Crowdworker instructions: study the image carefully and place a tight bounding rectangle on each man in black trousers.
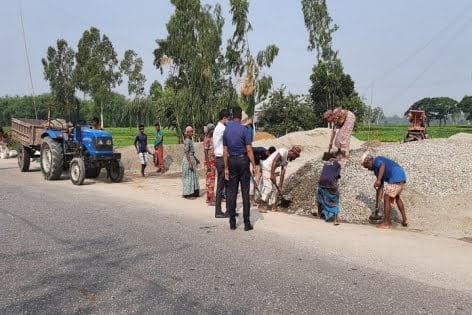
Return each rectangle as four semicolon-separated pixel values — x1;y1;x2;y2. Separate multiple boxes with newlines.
223;106;256;231
213;109;229;218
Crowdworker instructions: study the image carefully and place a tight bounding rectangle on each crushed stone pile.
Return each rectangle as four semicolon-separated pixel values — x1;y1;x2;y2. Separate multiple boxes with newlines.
284;135;472;223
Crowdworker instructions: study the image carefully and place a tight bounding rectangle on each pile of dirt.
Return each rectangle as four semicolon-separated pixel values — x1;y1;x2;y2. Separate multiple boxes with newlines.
254;131;276;141
284;135;472;237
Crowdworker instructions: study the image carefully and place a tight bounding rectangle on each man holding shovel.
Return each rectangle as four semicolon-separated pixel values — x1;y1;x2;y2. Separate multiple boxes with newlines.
361;153;409;229
257;147;301;212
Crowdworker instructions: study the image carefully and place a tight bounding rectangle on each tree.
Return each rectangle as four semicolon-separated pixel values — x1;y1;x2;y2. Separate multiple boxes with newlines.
406;97;458;126
41;39;76;120
120;49;148;126
149;80;163;102
302;0;364;127
365;106;385;124
226;0;279;118
459;96;472;122
154;0;236;140
74;27;122;127
258;88;317;137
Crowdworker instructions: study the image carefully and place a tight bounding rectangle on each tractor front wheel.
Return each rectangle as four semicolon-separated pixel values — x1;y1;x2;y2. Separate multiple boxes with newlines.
18;145;31;172
40;137;63;180
107;160;124;183
70;158;86;185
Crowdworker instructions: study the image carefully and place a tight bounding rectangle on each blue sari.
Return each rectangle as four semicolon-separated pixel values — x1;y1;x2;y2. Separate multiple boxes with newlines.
317;186;340;221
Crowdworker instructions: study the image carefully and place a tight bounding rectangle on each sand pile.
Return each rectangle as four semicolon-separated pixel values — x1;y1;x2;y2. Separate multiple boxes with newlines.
284;135;472;225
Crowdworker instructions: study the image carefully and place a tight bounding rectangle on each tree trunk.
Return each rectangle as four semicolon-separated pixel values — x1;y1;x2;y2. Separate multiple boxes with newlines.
100;103;104;129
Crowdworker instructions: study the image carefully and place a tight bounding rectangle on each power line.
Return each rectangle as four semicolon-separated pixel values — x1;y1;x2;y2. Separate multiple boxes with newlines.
18;0;38;119
362;2;472;95
386;18;472;109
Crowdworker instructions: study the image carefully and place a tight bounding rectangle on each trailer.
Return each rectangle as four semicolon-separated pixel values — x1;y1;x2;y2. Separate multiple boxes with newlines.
11;118;52;171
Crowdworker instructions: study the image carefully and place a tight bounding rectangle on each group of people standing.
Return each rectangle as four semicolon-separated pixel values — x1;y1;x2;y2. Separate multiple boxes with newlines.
134;123;165;177
182;106;301;231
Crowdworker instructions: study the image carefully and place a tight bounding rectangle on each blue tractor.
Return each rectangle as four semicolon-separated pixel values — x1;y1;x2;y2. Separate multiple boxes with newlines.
40;122;124;185
12;117;124;185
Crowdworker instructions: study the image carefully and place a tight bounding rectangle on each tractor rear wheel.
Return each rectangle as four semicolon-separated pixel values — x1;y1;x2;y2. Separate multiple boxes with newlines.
40;137;63;180
85;167;101;178
107;160;124;183
70;158;86;185
18;145;31;172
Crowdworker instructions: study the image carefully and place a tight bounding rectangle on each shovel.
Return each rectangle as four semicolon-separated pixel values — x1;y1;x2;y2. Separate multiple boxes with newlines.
274;183;292;207
369;187;383;224
322;144;333;161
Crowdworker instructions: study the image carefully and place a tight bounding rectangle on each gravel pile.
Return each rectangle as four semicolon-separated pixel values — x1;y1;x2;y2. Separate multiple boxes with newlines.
284;136;472;223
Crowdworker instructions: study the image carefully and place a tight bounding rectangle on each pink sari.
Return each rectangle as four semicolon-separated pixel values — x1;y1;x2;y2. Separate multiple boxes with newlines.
334;110;356;149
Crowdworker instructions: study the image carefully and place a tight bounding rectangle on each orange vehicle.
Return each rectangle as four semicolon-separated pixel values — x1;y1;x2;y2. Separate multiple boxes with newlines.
404;110;427;142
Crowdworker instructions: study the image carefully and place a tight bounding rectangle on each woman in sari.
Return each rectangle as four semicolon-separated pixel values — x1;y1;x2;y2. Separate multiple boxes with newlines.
316;152;342;225
182;126;200;199
203;123;216;205
324;107;356;158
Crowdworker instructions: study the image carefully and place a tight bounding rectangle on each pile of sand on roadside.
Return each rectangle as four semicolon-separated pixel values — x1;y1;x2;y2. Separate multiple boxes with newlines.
284;133;472;238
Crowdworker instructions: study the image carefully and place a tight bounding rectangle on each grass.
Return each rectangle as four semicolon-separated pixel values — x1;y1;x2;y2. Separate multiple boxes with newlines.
106;127;179;147
353;124;472;142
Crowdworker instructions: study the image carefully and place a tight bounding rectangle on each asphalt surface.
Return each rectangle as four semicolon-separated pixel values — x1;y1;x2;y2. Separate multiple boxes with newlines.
0;163;471;314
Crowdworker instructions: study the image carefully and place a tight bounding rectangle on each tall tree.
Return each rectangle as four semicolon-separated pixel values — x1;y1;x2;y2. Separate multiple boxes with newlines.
302;0;365;126
120;49;147;126
74;27;121;127
154;0;233;139
41;39;76;120
226;0;279;118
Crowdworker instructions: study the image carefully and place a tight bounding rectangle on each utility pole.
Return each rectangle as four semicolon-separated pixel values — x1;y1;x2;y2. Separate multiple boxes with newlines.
18;0;38;119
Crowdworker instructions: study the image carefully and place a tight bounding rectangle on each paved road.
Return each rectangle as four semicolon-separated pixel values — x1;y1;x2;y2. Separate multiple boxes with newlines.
0;162;471;314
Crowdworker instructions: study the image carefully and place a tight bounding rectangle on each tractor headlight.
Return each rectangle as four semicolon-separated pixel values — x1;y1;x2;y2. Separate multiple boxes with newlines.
97;139;104;145
106;139;112;146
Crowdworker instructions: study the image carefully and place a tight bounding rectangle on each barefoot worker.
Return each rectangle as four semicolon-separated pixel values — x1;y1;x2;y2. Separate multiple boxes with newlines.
316;152;343;225
257;147;301;212
250;146;276;204
324;107;356;158
361;153;408;229
182;126;200;200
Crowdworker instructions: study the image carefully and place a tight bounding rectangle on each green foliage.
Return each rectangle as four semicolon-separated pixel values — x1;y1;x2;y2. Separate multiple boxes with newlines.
41;39;76;120
364;106;386;124
458;96;472;121
302;0;366;127
75;27;122;126
149;80;163;101
354;125;472;142
0;94;55;126
301;0;338;61
226;0;279;117
154;0;237;140
258;88;317;137
406;97;458;126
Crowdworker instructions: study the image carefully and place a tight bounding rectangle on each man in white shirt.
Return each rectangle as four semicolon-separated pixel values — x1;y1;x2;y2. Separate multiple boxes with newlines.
213;109;229;218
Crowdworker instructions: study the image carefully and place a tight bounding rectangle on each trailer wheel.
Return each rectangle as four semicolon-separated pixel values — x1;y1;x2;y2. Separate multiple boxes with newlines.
40;137;63;180
70;158;85;185
85;167;101;178
18;145;31;172
107;160;124;183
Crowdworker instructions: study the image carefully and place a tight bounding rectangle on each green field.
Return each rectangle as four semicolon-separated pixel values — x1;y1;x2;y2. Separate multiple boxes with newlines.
4;125;472;147
353;125;472;142
107;127;179;147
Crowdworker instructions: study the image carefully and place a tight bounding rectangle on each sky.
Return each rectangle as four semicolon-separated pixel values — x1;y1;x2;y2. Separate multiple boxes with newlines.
1;0;472;116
